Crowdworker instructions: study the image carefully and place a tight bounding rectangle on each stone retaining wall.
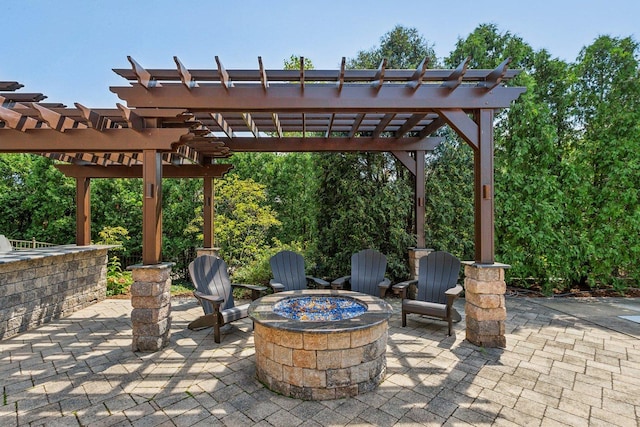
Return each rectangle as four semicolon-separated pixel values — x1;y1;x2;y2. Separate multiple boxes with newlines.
0;245;109;340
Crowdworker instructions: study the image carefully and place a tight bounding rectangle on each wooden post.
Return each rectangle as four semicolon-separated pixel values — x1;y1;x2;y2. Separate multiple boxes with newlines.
203;177;214;248
415;150;426;248
142;149;163;265
76;177;91;246
474;109;495;264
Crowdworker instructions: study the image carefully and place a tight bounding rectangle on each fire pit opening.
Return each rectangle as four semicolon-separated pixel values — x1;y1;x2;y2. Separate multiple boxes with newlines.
273;295;367;321
248;289;393;400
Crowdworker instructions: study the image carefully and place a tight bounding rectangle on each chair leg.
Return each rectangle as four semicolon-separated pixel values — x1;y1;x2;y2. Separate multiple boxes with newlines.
213;312;223;344
402;310;407;327
447;316;452;336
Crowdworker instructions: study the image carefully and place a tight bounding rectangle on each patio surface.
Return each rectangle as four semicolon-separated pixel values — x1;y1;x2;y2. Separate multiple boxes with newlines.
1;295;639;426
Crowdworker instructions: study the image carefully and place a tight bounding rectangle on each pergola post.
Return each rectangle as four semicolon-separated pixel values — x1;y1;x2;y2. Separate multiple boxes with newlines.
474;109;495;264
142;149;163;265
197;176;220;258
203;177;214;248
75;177;91;246
130;149;172;352
464;108;508;348
415;150;426;248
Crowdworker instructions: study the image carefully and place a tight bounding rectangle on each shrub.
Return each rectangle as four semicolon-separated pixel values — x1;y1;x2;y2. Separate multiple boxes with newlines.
106;256;133;296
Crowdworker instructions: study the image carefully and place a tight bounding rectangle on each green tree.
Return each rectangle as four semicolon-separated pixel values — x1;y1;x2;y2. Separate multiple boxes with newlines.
283;55;315;70
0;154;37;238
229;152;319;247
212;174;281;273
314;25;438;281
349;25;439;68
92;178;143;255
21;157;76;244
447;24;574;290
423;135;475;259
569;35;640;288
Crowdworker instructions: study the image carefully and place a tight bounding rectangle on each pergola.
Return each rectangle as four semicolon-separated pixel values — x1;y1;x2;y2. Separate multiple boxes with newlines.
1;56;526;349
0;56;525;266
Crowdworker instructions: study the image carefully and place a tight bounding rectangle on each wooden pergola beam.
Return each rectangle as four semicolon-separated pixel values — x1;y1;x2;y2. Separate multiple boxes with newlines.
111;84;526;111
372;113;395;138
32;104;88;132
0;128;188;152
56;164;233;178
395;113;428;139
221;137;441;152
112;68;520;83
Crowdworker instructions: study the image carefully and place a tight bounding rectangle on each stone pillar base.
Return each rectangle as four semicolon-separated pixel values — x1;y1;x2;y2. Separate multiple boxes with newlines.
128;263;174;352
407;248;433;280
196;247;221;258
462;262;509;348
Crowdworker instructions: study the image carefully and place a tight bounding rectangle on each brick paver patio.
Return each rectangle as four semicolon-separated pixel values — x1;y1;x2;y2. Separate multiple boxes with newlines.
1;295;639;426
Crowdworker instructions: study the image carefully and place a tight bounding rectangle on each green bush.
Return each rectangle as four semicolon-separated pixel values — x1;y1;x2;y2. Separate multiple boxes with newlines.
231;241;307;286
106;256;133;296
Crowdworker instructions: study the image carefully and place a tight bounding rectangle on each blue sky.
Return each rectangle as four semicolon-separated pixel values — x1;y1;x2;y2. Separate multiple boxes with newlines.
3;0;638;107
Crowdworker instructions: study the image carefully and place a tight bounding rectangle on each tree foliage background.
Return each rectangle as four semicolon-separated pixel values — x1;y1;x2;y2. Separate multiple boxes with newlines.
1;25;638;293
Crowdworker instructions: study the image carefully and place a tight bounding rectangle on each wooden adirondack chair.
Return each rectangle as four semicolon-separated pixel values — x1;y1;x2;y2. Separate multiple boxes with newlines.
331;249;391;298
268;250;329;292
188;255;266;343
393;251;463;336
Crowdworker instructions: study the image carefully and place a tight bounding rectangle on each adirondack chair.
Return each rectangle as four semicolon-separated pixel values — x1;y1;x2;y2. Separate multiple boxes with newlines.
188;255;266;343
269;250;329;292
331;249;391;298
393;251;463;336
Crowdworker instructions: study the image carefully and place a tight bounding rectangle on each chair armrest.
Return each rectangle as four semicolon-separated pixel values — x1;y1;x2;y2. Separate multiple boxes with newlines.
445;285;463;305
232;283;268;300
269;280;286;293
331;275;350;288
393;280;417;299
331;275;350;290
307;276;330;288
194;291;224;311
378;278;391;289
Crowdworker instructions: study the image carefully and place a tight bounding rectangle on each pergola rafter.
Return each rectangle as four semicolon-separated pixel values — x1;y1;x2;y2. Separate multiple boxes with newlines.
0;56;525;265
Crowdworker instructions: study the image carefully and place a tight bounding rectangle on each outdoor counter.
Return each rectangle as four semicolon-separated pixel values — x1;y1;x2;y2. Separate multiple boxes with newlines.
0;245;111;339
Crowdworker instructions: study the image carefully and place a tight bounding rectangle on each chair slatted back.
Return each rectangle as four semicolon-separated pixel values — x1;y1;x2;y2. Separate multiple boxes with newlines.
270;250;308;291
188;255;234;314
350;249;387;296
417;251;461;304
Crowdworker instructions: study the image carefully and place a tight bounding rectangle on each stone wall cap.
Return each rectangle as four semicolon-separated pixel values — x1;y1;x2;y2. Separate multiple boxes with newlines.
127;262;176;270
462;261;511;269
0;244;113;264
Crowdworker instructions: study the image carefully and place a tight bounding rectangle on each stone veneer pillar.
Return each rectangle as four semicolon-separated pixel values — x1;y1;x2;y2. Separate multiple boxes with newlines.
407;248;433;280
195;247;220;258
463;261;509;348
128;262;174;352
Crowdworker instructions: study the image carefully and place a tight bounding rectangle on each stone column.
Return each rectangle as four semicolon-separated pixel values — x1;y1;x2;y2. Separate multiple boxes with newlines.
463;262;509;348
407;248;433;280
196;247;221;258
129;263;174;352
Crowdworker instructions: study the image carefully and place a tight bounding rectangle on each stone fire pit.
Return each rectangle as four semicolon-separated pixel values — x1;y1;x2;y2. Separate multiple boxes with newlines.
248;289;393;400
